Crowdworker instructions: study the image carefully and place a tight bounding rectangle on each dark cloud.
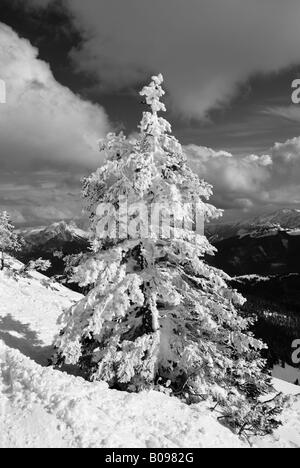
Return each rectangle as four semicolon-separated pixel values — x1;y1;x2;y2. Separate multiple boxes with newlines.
27;0;300;120
3;2;300;225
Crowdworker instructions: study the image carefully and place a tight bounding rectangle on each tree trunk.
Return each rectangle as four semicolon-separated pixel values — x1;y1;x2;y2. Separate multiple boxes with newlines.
0;250;4;271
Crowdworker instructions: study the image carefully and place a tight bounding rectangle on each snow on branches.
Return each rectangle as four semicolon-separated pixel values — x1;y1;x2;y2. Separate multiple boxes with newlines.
53;75;276;431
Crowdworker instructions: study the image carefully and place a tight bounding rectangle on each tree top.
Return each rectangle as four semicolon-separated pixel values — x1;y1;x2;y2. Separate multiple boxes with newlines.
140;74;166;114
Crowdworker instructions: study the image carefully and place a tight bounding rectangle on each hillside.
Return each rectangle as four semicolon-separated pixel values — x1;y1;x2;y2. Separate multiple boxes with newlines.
209;229;300;276
0;257;300;448
206;210;300;277
206;211;300;383
0;256;82;365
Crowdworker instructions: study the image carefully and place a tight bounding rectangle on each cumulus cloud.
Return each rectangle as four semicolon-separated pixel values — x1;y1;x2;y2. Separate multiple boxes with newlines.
269;137;300;204
185;145;272;210
272;138;300;165
27;0;300;119
3;5;300;223
0;22;110;171
185;135;300;214
0;23;111;225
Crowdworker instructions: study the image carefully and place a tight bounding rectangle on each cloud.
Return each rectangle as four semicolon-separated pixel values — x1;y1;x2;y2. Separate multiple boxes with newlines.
0;22;111;225
3;5;300;224
272;138;300;165
25;0;51;6
0;22;110;171
264;106;300;123
27;0;300;119
185;134;300;214
185;145;271;210
243;154;273;167
0;169;84;226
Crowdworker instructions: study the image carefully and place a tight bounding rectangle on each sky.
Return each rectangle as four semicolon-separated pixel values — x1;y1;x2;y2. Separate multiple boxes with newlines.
1;0;300;226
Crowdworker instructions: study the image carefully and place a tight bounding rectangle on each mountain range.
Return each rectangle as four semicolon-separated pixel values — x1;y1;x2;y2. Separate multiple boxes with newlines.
16;208;300;278
17;221;90;279
207;209;300;276
206;208;300;244
206;209;300;375
18;220;89;246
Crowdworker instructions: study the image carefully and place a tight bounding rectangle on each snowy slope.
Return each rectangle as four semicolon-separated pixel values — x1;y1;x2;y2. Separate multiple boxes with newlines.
0;257;82;365
0;258;299;448
0;342;246;448
0;259;244;448
254;379;300;448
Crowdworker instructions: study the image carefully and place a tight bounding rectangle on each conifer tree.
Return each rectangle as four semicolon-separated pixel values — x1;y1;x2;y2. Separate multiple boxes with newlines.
54;75;275;428
0;211;22;270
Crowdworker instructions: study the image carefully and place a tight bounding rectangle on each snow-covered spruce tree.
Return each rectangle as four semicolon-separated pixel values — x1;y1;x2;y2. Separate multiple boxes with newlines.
54;75;277;430
0;211;22;270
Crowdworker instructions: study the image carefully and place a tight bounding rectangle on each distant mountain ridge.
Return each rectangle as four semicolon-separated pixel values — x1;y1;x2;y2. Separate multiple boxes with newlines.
207;209;300;276
17;221;90;280
206;208;300;243
206;209;300;376
16;210;300;278
248;208;300;229
18;220;89;247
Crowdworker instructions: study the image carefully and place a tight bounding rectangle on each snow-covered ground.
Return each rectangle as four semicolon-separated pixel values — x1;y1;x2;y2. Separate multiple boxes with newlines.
0;258;299;448
0;342;247;448
0;257;82;366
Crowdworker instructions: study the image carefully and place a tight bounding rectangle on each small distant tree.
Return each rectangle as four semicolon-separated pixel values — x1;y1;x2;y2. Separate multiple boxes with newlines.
0;211;23;270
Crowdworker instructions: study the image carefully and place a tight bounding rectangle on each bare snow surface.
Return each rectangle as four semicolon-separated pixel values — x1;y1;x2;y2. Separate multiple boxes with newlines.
0;258;299;448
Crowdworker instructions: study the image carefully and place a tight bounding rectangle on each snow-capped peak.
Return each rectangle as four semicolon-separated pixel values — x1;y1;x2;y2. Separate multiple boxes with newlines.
18;221;89;246
244;209;300;230
235;209;300;239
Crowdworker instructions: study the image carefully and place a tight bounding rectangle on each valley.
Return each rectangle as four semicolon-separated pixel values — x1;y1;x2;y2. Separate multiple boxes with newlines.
207;209;300;385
